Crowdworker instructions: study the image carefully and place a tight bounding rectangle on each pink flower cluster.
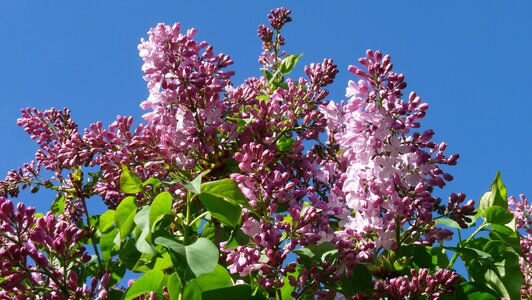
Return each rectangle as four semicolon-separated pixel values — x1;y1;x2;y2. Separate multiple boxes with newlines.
0;197;109;299
323;50;475;252
138;22;234;169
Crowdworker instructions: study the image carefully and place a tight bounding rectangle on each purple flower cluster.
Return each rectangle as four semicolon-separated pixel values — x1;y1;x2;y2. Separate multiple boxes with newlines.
0;197;109;299
222;11;339;289
258;8;292;68
372;268;460;299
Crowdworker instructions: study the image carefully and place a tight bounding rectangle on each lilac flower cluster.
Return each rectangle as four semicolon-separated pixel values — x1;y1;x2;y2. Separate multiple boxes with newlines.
258;8;292;68
1;22;236;209
138;22;234;170
222;11;340;289
323;50;475;254
372;268;460;299
509;194;532;297
1;109;160;208
0;197;109;299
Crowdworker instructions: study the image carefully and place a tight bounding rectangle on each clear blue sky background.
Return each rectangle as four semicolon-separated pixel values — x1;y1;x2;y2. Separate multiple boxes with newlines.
0;1;531;240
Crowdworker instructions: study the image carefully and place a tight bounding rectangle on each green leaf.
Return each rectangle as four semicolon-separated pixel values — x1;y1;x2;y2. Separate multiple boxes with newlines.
198;193;242;227
149;191;172;231
436;218;462;229
479;191;492;214
464;245;523;300
124;270;165;300
490;224;514;236
151;252;174;271
180;171;207;195
280;270;297;300
100;226;119;262
120;164;143;194
202;284;253;300
491;171;507;208
51;195;65;215
436;216;476;229
167;273;181;300
393;257;408;271
261;69;273;82
294;242;337;267
397;244;433;269
201;178;247;205
108;289;125;300
480;172;508;213
224;227;250;248
185;238;219;277
119;238;141;270
183;265;233;300
99;210;116;234
134;205;155;254
142;177;162;190
276;135;295;152
280;54;303;74
450;282;499;300
339;264;373;296
484;206;514;225
269;69;282;85
430;247;450;269
155;236;219;279
489;230;522;255
115;196;137;239
107;261;126;287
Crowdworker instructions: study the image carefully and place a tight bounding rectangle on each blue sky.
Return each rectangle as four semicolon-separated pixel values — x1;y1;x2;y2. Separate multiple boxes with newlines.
1;1;531;224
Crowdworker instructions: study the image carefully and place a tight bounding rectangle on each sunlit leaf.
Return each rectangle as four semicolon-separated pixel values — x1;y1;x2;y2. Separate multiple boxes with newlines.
124;270;165;300
149;191;172;231
115;196;137;239
120;164;143;194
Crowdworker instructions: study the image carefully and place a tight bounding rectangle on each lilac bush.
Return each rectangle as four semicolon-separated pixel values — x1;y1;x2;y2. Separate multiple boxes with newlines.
0;7;529;300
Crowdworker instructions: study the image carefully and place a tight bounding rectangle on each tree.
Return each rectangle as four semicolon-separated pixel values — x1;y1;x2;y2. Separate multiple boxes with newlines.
0;7;529;300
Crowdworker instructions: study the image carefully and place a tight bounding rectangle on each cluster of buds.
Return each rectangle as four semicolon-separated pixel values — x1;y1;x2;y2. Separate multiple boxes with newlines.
373;268;460;299
0;197;109;299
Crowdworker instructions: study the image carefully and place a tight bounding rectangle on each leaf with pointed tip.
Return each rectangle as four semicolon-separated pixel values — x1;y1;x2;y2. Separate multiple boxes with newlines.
134;206;154;254
198;193;241;227
149;191;172;231
183;265;232;300
201;178;247;206
280;54;303;74
115;196;137;239
124;270;165;300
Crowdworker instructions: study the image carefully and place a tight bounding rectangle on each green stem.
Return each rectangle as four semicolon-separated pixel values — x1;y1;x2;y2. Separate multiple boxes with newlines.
395;218;401;251
447;222;488;269
183;192;193;246
190;211;209;227
276;287;283;300
80;194;104;273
